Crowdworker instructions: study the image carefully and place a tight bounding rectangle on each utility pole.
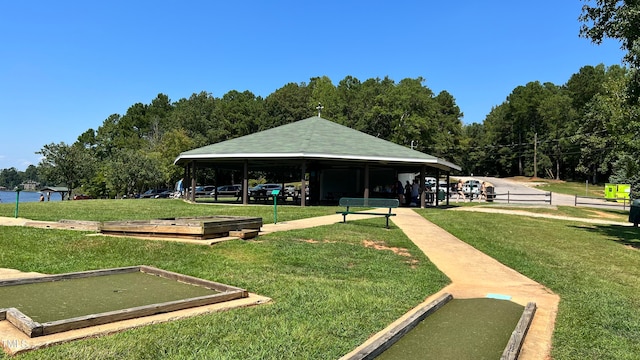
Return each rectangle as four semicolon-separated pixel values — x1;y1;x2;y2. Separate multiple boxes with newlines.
533;132;537;178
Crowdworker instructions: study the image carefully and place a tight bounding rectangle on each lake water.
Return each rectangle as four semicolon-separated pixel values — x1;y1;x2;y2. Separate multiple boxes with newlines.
0;190;61;203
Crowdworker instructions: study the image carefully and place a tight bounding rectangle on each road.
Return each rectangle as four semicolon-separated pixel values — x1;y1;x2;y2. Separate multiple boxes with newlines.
456;176;630;210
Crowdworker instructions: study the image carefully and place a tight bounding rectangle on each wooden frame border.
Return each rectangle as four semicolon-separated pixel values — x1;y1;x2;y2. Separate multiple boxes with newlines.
501;302;537;360
341;295;537;360
0;266;248;337
100;216;262;240
342;293;453;360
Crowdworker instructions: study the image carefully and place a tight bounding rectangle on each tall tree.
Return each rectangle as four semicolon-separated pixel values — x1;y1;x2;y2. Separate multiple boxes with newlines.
264;82;311;128
217;90;264;138
573;70;631;184
169;92;218;147
0;168;21;189
36;142;91;198
307;76;339;119
580;0;640;101
432;90;464;164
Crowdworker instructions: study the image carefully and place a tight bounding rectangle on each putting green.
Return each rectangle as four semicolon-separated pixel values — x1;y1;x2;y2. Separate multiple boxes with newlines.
377;298;524;360
0;272;218;323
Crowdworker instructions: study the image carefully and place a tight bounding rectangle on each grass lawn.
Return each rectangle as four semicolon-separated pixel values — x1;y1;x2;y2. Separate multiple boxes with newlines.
532;180;605;197
487;205;630;223
1;201;639;359
0;201;448;360
0;199;336;223
418;208;640;360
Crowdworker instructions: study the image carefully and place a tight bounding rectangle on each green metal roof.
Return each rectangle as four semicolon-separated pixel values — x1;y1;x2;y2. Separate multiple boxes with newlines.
175;116;460;171
40;186;69;192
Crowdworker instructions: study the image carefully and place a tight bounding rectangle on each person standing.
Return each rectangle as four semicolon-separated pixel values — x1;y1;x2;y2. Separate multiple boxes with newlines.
396;178;404;205
404;180;412;206
480;181;487;201
456;179;466;203
411;179;420;205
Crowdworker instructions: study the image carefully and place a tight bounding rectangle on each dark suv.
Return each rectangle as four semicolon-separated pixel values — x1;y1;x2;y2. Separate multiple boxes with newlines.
249;184;281;198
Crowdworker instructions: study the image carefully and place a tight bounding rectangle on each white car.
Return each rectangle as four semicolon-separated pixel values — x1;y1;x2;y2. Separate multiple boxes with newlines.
462;180;481;198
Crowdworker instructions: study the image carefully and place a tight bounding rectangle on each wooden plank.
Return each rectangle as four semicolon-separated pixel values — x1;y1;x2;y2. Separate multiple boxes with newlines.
100;217;262;239
6;308;42;338
139;266;248;295
100;224;203;235
344;293;453;360
229;229;259;239
0;266;140;287
501;302;537;360
41;291;245;336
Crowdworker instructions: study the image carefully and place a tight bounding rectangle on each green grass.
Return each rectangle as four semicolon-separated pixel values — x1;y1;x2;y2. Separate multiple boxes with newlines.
2;201;640;358
0;199;336;223
417;208;640;359
533;181;605;197
0;205;448;360
487;205;629;223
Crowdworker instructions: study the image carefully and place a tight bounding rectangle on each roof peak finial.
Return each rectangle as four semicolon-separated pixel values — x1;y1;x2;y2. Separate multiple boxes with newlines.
316;103;324;117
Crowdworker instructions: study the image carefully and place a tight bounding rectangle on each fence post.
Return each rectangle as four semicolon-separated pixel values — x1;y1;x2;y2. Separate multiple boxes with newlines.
507;191;510;204
574;195;577;207
549;192;552;205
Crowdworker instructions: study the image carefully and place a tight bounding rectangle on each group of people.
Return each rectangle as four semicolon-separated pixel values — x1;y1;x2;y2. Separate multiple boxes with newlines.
388;178;490;205
393;178;437;207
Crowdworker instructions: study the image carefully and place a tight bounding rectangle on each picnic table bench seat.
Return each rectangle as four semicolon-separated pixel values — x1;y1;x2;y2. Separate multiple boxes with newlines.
336;197;399;228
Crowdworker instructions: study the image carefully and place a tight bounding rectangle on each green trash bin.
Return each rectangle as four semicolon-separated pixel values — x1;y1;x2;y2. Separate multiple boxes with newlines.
437;189;445;201
630;199;640;227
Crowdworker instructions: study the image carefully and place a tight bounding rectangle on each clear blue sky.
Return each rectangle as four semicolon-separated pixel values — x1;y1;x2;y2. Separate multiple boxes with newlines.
0;1;626;171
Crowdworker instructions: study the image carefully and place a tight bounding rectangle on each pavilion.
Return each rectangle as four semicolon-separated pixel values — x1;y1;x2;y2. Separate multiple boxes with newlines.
39;186;70;201
174;116;461;207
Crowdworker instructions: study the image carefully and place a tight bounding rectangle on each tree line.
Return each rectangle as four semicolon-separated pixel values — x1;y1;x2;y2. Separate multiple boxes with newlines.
1;64;638;198
2;1;638;197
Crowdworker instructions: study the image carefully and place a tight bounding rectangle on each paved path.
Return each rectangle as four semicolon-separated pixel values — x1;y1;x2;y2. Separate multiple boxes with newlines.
1;210;557;359
390;208;558;360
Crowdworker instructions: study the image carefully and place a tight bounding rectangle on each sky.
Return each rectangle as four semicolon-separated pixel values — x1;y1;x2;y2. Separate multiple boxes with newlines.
0;1;627;171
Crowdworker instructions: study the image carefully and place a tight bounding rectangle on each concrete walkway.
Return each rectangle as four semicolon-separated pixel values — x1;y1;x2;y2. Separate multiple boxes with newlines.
390;208;558;360
0;210;558;359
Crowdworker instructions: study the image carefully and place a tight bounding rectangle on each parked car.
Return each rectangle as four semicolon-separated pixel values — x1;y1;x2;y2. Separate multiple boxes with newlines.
249;184;282;198
214;185;242;196
73;194;92;200
195;185;215;197
284;184;296;196
154;190;173;198
462;180;481;198
140;189;168;198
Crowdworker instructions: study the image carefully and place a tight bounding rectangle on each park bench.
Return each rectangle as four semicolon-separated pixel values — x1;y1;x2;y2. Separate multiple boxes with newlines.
336;197;399;228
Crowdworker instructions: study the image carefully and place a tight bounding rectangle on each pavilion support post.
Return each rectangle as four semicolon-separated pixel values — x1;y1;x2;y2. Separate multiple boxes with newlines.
300;161;306;207
183;165;189;199
364;163;370;199
190;162;196;202
435;169;441;206
242;160;249;205
446;172;451;206
214;168;219;201
420;166;426;208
